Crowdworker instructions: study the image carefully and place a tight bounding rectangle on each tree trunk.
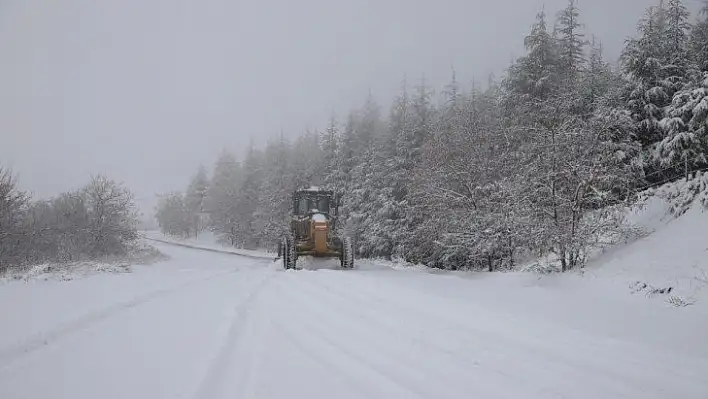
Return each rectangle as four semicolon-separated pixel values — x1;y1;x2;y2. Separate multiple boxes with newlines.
560;246;568;272
508;236;514;268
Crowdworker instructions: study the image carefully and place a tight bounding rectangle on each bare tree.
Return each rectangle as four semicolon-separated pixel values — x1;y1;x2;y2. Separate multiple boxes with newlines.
0;167;29;272
83;175;139;256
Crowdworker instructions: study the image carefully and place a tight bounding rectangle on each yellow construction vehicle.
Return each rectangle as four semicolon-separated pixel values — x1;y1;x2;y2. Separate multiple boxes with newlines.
277;187;354;269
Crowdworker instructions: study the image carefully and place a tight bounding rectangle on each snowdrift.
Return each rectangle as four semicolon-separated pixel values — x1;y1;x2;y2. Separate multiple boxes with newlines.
581;177;708;309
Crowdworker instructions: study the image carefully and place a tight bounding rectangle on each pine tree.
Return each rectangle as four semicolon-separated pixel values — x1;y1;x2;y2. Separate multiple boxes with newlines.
556;0;586;83
621;5;671;147
343;96;385;257
155;191;190;238
504;9;559;103
663;0;691;91
320;116;342;192
657;73;708;176
407;77;434;168
205;149;242;245
184;165;209;237
236;143;264;248
581;37;613;114
253;135;294;247
690;1;708;72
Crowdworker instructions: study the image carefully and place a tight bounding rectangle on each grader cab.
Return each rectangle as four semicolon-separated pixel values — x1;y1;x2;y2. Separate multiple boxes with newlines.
277;187;354;270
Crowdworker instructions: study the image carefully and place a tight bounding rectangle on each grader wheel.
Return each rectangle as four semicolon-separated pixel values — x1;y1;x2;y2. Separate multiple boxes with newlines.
281;236;297;270
340;236;354;269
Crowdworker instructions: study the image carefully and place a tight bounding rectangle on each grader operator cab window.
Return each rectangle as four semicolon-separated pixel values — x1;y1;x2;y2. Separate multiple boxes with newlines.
296;198;309;215
315;197;329;214
294;196;330;216
294;195;330;216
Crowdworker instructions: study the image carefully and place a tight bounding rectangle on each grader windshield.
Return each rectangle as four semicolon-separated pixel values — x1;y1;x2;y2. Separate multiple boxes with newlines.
293;189;332;216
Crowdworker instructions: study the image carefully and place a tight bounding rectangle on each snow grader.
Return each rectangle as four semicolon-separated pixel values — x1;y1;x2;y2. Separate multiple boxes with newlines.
277;187;354;270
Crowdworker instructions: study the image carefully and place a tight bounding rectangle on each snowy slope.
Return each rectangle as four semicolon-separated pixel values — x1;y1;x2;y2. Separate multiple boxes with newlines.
1;241;707;398
581;190;708;310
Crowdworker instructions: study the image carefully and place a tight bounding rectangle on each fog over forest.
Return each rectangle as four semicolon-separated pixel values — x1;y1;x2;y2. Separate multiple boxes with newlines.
1;0;696;214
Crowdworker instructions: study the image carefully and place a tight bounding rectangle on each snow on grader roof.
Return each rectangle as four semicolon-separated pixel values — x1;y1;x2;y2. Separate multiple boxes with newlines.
296;186;334;195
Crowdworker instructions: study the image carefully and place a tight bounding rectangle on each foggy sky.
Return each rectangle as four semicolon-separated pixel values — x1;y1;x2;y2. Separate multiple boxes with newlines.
0;0;698;215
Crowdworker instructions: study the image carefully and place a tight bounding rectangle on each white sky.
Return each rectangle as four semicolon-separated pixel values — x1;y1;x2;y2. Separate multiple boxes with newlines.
0;0;700;215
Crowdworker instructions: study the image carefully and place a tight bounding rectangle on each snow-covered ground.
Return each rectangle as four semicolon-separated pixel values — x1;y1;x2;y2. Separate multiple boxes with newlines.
2;187;708;398
580;195;708;310
141;230;274;259
2;217;708;398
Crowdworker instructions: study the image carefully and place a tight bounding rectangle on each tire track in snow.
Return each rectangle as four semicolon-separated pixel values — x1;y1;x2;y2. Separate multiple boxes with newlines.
188;271;275;399
276;275;523;399
268;315;391;399
279;274;556;398
283;274;605;398
0;269;238;370
293;273;654;396
273;275;480;399
294;271;708;399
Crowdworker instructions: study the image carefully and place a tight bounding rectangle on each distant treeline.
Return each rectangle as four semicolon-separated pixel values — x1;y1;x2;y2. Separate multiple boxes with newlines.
0;169;139;272
156;0;708;272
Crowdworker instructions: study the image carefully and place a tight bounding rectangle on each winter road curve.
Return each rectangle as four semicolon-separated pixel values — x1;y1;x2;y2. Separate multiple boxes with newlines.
1;242;707;399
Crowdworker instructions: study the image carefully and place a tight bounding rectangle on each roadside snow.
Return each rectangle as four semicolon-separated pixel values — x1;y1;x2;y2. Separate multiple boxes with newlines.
582;199;708;310
1;262;132;283
0;243;167;283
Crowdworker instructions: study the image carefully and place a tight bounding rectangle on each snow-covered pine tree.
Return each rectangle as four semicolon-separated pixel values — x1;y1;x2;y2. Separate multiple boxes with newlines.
205;149;242;245
580;37;613;115
155;191;190;238
523;8;559;99
621;0;690;156
657;73;708;177
503;8;559;107
621;4;670;148
662;0;691;94
396;77;435;261
342;95;385;258
690;1;708;72
255;134;293;247
184;165;210;237
647;0;703;178
235;143;264;249
408;75;516;270
358;79;412;259
320;116;342;193
555;0;586;84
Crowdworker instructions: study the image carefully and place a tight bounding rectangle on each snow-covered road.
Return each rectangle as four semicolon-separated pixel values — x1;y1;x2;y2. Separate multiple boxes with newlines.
1;242;707;399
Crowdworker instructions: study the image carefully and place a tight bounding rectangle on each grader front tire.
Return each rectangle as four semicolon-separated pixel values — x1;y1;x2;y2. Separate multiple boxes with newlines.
281;236;297;270
340;237;354;269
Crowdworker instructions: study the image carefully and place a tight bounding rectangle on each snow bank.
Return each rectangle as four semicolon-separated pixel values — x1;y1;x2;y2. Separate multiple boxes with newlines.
0;243;167;283
583;199;708;309
637;170;708;218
